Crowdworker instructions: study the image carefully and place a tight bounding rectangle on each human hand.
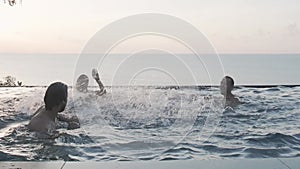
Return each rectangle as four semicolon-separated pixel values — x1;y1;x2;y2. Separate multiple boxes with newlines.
92;68;100;81
68;121;80;130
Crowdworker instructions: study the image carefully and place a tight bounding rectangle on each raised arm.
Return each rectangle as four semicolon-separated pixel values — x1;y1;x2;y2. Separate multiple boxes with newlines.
92;68;106;96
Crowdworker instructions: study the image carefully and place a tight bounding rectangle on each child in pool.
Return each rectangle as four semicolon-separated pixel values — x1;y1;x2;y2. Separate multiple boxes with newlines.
220;76;241;107
76;68;106;96
28;82;80;132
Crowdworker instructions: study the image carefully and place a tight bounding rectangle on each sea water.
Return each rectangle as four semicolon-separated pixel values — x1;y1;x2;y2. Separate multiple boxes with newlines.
0;54;299;86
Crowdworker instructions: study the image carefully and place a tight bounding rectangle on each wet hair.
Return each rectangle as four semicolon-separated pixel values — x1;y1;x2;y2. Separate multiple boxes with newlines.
76;74;89;92
220;76;234;95
44;82;68;111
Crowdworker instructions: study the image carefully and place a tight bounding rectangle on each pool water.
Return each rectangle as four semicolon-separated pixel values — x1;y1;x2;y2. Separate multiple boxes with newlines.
0;86;300;161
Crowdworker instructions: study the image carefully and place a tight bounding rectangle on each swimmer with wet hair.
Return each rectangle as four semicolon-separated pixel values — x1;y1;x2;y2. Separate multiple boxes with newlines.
76;74;89;93
76;68;106;96
220;76;241;107
28;82;68;132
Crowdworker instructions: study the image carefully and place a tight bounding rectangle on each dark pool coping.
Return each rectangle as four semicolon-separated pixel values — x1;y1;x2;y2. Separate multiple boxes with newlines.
0;158;299;169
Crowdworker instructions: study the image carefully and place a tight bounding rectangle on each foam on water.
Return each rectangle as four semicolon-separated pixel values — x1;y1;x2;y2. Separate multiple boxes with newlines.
0;86;300;161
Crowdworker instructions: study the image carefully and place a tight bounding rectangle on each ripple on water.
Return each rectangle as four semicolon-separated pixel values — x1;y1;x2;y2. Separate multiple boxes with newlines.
0;86;300;161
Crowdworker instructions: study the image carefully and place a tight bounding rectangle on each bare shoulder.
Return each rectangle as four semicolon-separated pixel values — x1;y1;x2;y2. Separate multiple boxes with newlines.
232;97;242;105
28;107;53;132
224;97;241;107
31;106;45;118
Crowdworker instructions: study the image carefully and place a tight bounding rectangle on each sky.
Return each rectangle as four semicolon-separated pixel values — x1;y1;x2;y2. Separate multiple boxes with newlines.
0;0;300;54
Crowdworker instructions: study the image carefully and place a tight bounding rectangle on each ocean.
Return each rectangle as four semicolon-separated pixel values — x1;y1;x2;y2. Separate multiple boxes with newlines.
0;54;299;161
0;54;299;86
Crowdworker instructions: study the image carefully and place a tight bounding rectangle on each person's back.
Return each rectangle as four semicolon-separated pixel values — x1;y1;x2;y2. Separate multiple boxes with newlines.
28;82;68;132
28;106;55;132
220;76;241;107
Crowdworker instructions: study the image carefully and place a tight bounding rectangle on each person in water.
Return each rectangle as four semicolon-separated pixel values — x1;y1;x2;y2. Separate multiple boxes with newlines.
28;82;79;132
76;68;106;96
220;76;241;107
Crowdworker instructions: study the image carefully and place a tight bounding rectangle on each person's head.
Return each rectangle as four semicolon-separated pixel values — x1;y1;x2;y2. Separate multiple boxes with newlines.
44;82;68;112
76;74;89;92
220;76;234;96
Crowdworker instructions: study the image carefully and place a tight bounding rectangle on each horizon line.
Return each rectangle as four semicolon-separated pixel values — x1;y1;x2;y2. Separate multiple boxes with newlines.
1;52;300;55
